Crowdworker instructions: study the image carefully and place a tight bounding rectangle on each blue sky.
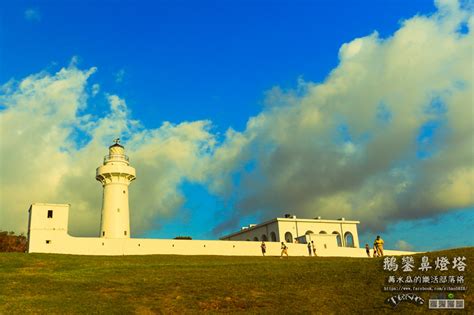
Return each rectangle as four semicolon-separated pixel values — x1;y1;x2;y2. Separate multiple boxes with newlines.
1;0;472;251
1;1;437;131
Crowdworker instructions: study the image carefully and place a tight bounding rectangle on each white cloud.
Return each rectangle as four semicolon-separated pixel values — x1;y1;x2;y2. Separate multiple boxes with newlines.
1;0;472;238
0;64;215;236
24;8;41;22
115;69;125;83
395;240;414;251
92;83;100;96
207;0;473;233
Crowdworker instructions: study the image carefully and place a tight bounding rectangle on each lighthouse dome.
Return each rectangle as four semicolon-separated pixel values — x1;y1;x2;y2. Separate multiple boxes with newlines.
109;142;125;155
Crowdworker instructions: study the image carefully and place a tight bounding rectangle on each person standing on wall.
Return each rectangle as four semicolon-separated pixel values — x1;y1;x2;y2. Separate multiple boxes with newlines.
280;242;288;258
307;242;312;256
260;241;266;256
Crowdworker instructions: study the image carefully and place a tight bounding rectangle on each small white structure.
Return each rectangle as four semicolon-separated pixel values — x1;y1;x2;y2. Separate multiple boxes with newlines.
27;141;417;257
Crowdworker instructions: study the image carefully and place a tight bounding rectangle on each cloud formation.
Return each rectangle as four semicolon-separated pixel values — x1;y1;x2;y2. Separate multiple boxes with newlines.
395;240;414;251
0;66;214;236
208;0;473;233
91;83;100;97
1;0;472;237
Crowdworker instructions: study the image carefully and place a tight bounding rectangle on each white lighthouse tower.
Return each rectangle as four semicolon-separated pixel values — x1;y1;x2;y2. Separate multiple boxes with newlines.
96;139;136;238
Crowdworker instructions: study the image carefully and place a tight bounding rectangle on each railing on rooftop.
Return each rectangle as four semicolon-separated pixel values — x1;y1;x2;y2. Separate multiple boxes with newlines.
104;154;129;163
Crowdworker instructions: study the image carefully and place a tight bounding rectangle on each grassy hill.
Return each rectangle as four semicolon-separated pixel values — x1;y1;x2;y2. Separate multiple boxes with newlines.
0;247;472;314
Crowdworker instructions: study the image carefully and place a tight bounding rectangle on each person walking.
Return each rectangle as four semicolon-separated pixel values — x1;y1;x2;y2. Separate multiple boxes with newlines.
260;241;266;256
374;235;384;257
365;243;371;257
307;242;312;256
280;242;288;258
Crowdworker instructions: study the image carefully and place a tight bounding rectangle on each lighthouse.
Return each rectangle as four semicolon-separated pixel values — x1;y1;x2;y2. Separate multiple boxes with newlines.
27;140;414;257
96;139;136;238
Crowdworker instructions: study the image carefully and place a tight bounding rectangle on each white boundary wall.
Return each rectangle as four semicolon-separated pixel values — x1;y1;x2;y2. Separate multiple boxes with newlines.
28;203;417;257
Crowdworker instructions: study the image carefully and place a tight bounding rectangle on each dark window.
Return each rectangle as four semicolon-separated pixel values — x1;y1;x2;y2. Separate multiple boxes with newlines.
333;232;343;247
47;210;53;218
102;231;105;236
344;232;354;247
46;240;51;244
270;232;277;242
124;231;127;236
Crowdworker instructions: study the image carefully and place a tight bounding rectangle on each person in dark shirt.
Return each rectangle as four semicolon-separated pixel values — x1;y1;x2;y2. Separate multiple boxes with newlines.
260;241;266;256
365;243;371;257
280;242;288;258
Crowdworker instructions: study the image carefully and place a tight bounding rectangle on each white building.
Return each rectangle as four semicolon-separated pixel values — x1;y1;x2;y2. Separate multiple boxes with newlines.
220;215;360;249
27;141;416;257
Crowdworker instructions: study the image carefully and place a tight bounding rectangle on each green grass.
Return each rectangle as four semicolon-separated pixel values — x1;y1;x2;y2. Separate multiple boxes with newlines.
0;248;472;314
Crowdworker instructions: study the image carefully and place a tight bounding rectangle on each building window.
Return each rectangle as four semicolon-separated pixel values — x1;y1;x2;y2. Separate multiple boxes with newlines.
261;234;268;241
344;232;354;247
284;232;293;243
253;236;259;241
270;232;277;242
124;231;127;236
333;232;342;247
47;210;53;218
46;240;51;244
319;230;327;234
102;231;105;236
305;230;314;235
